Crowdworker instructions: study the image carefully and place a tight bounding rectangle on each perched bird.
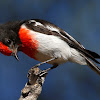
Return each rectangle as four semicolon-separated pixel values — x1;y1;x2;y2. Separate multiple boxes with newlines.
0;19;100;75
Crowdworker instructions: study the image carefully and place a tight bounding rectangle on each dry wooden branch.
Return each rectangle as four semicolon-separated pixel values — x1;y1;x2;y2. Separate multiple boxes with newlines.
19;67;49;100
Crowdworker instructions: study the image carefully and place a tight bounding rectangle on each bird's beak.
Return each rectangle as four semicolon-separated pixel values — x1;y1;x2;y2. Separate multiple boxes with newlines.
11;45;19;61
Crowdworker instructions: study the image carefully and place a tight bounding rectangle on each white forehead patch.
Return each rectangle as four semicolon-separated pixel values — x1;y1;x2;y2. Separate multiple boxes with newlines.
29;20;44;26
46;25;60;33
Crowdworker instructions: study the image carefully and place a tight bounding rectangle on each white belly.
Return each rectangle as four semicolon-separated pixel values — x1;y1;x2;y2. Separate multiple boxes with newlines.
34;32;72;65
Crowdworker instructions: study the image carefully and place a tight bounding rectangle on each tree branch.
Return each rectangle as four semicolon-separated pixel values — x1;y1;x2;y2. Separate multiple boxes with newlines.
19;67;49;100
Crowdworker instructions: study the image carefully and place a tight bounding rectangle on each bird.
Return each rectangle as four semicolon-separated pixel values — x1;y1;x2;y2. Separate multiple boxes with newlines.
0;19;100;75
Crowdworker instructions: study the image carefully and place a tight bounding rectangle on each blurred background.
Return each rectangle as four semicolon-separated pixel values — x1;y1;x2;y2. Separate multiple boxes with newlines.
0;0;100;100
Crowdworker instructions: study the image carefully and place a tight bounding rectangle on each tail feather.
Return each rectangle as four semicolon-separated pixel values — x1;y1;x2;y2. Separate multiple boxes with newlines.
85;49;100;59
83;49;100;64
81;53;100;75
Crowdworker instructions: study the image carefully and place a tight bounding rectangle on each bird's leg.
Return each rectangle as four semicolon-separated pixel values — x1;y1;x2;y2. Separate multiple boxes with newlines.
28;64;58;78
50;64;58;70
27;57;57;78
34;57;57;68
38;64;58;77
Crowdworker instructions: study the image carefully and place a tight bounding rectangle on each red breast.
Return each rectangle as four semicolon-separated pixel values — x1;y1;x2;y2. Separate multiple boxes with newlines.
18;26;39;59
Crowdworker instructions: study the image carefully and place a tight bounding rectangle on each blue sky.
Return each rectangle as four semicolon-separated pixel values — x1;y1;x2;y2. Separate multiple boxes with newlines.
0;0;100;100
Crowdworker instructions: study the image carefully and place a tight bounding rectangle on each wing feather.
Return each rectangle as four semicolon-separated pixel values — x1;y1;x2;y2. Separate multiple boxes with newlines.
81;53;100;75
25;19;100;64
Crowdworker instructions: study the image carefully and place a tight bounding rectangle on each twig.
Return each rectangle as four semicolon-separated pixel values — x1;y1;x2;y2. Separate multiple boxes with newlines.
19;67;49;100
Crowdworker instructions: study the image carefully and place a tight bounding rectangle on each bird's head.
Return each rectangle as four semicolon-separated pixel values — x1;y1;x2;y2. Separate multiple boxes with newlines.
0;21;23;60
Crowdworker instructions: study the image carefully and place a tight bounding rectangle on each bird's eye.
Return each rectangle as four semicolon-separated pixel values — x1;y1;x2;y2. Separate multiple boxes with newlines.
7;39;11;44
5;38;12;45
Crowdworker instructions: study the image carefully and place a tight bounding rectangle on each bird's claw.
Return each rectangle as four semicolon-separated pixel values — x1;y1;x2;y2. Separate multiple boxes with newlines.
38;70;48;77
27;67;49;78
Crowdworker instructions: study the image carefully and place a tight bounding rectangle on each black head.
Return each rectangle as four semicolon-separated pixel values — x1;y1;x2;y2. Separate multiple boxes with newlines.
0;21;24;60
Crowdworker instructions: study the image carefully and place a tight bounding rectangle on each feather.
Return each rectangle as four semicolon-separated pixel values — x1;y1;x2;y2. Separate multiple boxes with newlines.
85;49;100;58
81;53;100;75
